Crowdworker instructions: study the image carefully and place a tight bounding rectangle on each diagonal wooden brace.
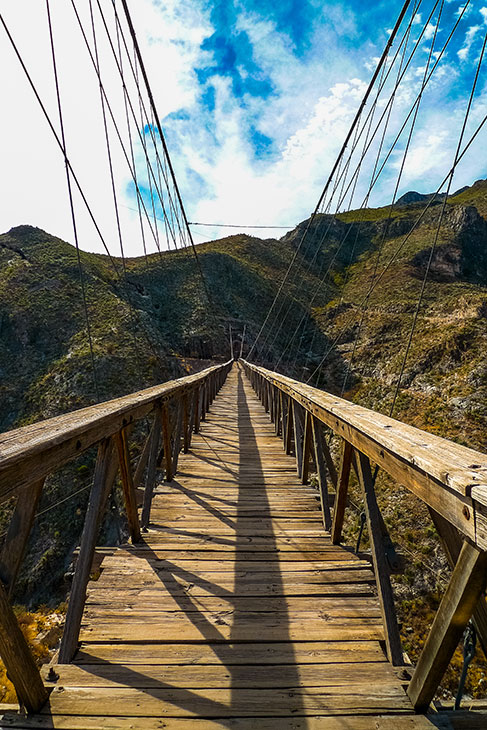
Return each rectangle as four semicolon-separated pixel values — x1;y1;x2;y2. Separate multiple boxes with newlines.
408;540;487;711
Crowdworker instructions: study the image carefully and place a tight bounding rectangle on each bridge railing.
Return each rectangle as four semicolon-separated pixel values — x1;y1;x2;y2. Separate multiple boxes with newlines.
241;359;487;712
0;360;232;712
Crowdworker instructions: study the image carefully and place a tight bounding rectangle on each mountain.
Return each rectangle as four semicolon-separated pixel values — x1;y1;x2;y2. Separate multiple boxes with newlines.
395;185;469;206
1;178;487;697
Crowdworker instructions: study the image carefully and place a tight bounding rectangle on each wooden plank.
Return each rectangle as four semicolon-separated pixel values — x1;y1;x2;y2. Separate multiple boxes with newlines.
0;477;44;593
44;661;398;689
354;450;403;666
84;596;381;614
408;540;487;711
75;639;387;665
41;685;412;717
0;712;443;729
58;438;118;663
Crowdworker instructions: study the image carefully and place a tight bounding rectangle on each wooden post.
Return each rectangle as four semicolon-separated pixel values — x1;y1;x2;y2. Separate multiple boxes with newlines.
269;385;275;423
301;411;312;484
194;387;201;434
188;389;196;447
321;437;338;490
408;541;487;711
161;403;173;483
331;440;353;543
239;324;246;359
285;397;293;455
293;401;304;476
0;478;44;595
275;390;282;436
200;382;208;421
311;417;331;529
171;400;183;475
59;437;118;663
277;391;284;437
133;427;152;489
141;407;162;529
0;579;48;712
354;449;403;666
115;428;141;543
183;393;190;453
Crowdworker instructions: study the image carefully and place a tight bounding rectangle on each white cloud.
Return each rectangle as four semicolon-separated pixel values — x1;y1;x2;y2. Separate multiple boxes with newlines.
457;24;481;60
1;0;487;260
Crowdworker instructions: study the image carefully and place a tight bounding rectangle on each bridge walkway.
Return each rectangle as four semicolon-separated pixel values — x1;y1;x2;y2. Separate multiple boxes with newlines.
5;366;444;728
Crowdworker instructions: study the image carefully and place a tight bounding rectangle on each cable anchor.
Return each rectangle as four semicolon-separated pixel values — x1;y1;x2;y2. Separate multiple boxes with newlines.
454;621;477;711
355;511;366;554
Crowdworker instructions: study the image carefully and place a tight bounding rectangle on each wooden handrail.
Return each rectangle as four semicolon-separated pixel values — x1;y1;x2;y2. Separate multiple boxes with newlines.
0;360;232;711
240;359;487;711
0;361;232;501
240;360;487;548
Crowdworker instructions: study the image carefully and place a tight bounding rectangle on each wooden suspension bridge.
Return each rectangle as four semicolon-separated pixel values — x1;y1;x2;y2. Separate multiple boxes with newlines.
0;361;486;728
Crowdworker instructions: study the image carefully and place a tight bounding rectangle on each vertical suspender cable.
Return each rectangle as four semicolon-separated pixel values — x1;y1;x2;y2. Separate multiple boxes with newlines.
45;0;100;402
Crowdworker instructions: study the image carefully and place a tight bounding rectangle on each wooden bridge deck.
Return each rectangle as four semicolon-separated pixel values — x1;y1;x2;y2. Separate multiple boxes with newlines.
1;366;463;728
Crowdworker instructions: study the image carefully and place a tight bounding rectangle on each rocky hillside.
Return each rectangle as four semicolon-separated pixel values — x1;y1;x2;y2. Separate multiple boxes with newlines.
1;178;486;698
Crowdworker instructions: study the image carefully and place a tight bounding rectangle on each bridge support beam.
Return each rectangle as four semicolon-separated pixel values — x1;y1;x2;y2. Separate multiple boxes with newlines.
408;540;487;711
354;449;403;666
59;437;119;663
0;478;45;595
0;579;48;712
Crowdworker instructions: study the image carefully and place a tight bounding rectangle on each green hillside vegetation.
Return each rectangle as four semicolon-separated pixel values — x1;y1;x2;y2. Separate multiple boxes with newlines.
0;178;486;700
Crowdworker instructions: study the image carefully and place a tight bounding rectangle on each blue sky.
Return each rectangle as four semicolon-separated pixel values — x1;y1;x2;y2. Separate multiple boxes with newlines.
1;0;487;254
139;0;487;244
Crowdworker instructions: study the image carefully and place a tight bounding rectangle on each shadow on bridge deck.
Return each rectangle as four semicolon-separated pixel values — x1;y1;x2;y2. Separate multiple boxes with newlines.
2;365;484;728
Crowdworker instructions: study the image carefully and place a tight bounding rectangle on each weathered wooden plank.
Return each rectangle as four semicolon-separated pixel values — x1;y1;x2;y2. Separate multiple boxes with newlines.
75;639;387;665
44;661;397;689
0;712;443;729
42;684;412;717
